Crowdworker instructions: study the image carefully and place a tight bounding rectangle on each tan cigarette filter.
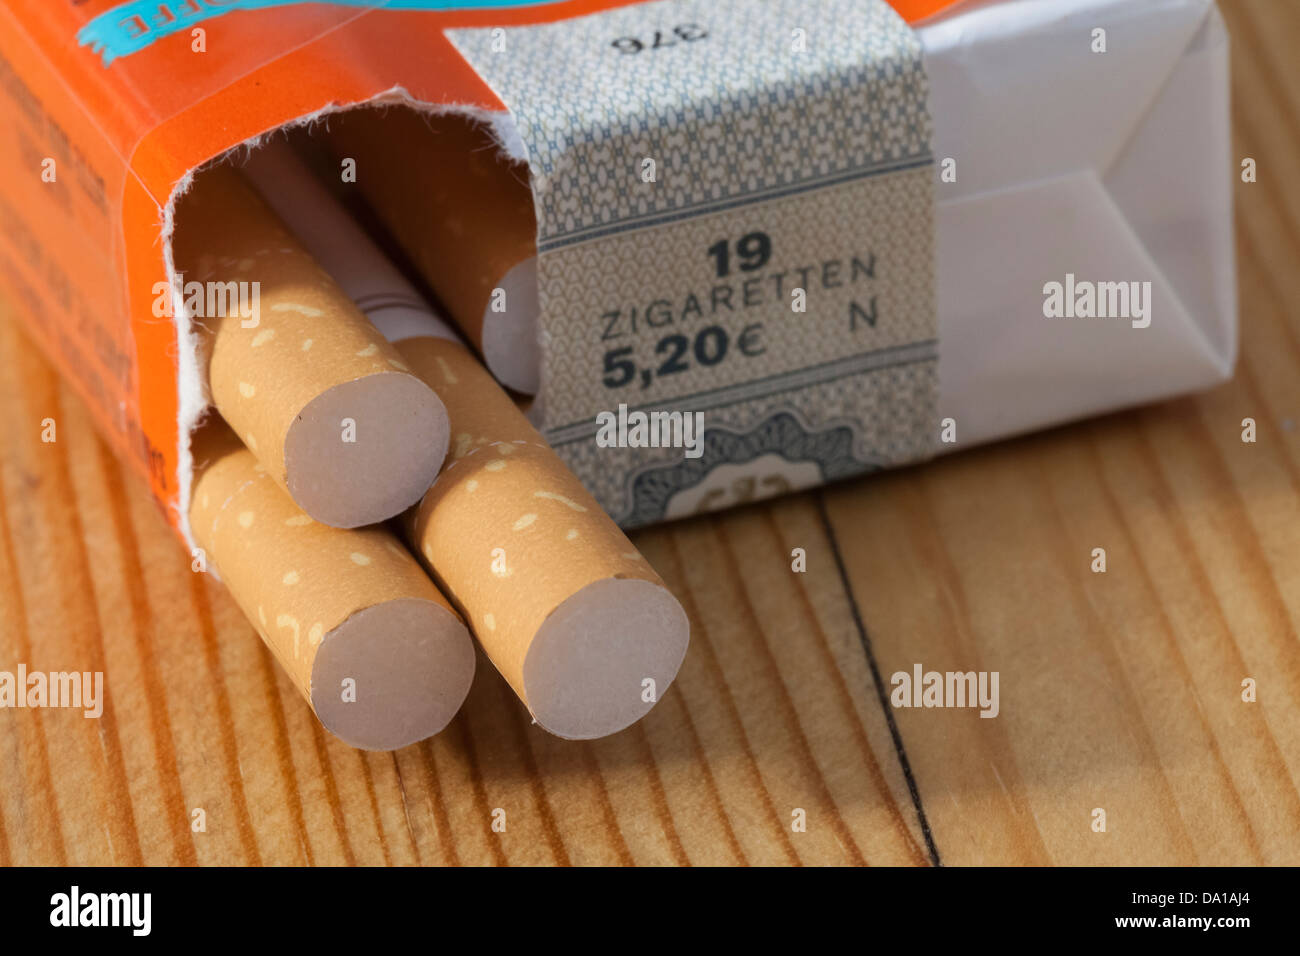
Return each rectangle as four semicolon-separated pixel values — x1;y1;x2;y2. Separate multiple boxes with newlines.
173;165;450;527
324;108;541;393
189;423;475;750
399;337;690;740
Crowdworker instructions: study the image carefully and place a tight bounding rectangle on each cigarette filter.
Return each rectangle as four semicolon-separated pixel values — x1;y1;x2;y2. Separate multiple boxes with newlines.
322;108;541;394
189;423;475;750
400;336;690;740
172;165;450;527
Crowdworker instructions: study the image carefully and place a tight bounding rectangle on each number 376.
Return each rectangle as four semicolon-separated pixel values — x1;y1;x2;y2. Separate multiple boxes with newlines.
611;24;707;55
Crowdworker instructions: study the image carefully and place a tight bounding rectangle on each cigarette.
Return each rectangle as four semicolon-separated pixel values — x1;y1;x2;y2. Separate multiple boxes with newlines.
172;164;450;528
321;107;540;394
189;422;475;750
246;141;690;740
401;339;690;739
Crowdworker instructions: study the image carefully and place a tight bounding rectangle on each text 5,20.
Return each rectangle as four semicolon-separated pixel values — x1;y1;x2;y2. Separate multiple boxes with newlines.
602;323;765;391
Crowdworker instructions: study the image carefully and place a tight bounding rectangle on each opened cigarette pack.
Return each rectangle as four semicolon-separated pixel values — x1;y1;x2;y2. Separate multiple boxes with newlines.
0;0;1234;543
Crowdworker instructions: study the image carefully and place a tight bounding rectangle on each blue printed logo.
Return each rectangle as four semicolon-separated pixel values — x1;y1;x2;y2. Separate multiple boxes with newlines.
78;0;552;65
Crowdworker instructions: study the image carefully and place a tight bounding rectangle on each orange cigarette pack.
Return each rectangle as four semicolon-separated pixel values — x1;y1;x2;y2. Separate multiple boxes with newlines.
1;0;963;541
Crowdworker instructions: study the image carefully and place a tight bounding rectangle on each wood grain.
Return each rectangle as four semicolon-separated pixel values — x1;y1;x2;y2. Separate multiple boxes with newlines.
0;0;1296;865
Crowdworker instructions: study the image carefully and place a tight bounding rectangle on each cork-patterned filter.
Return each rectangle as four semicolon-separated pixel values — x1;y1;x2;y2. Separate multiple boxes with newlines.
400;337;689;739
172;166;450;528
189;424;475;750
324;108;541;393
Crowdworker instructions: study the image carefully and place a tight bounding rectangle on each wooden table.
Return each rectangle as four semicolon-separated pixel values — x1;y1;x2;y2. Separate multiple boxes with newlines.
0;0;1296;866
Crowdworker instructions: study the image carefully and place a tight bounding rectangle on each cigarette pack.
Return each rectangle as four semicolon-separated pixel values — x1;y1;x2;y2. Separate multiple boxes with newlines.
0;0;1234;545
